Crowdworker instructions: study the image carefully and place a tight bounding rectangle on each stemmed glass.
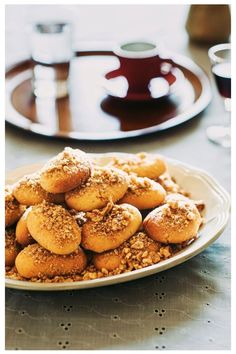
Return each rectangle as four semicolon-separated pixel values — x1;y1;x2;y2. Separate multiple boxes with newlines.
207;43;231;148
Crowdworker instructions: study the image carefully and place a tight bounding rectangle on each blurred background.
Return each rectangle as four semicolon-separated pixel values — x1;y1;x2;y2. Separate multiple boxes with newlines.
6;5;190;65
5;2;231;247
5;4;231;173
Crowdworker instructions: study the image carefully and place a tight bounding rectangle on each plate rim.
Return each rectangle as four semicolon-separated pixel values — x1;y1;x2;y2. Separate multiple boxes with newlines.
5;153;230;291
5;51;212;141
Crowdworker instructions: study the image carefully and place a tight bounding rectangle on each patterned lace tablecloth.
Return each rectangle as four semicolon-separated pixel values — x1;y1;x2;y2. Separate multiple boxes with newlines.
6;242;230;350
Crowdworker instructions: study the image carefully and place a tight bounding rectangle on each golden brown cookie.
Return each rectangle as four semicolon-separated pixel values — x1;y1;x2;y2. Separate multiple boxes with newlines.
15;244;87;279
13;173;64;206
108;152;166;178
40;147;92;193
143;193;202;244
27;202;81;255
5;229;20;266
82;203;142;253
65;167;129;211
93;231;172;271
15;207;35;247
119;175;166;210
155;172;181;194
5;186;25;227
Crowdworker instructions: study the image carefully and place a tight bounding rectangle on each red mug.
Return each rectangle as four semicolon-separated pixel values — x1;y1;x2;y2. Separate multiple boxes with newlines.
106;42;176;96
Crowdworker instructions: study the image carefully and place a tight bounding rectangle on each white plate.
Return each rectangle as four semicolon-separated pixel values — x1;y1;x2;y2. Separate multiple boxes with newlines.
5;153;230;291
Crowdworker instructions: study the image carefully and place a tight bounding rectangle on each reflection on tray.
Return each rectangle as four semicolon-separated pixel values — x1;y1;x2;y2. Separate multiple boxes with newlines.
6;52;211;139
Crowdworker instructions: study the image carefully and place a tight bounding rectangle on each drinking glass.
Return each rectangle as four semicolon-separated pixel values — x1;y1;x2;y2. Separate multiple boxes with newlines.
207;43;231;148
30;22;72;99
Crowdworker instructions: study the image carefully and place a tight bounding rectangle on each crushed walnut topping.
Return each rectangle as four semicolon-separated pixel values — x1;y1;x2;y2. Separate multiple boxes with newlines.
126;176;153;196
88;167;126;186
69;209;88;226
5;229;17;248
158;196;200;230
5;187;25;225
5;186;21;211
5;233;197;283
108;153;151;174
155;173;181;193
13;173;51;198
24;244;82;267
86;202;114;222
41;147;91;177
33;202;80;247
194;200;205;212
155;172;191;197
106;232;172;270
109;152;164;173
86;204;132;234
67;167;126;197
5;150;205;284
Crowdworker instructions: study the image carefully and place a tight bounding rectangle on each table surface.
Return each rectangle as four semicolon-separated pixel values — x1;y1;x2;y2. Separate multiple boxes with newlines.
5;5;231;350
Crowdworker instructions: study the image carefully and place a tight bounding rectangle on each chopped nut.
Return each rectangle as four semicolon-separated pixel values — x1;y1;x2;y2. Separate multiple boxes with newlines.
131;241;144;249
141;251;148;258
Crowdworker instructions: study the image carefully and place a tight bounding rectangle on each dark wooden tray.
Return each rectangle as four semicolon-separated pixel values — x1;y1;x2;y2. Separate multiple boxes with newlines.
5;50;212;141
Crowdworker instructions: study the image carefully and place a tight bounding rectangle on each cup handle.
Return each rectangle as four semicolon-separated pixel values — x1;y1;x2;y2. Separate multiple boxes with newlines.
105;69;121;79
159;57;176;85
159;57;176;66
162;71;176;85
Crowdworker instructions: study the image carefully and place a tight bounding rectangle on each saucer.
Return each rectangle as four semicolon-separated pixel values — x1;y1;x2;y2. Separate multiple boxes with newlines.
103;67;185;101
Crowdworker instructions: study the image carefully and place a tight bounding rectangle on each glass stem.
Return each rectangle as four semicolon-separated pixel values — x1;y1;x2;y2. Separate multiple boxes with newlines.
223;98;231;127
